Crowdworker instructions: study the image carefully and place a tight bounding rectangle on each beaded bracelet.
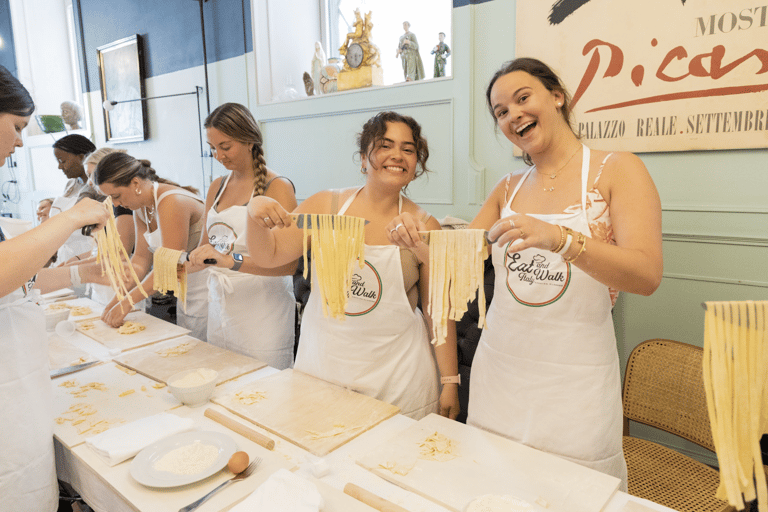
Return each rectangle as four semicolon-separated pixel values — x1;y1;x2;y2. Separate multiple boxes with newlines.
563;232;587;263
552;225;566;253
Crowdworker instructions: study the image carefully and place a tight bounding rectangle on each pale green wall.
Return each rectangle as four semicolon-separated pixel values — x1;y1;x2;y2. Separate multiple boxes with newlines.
251;0;767;464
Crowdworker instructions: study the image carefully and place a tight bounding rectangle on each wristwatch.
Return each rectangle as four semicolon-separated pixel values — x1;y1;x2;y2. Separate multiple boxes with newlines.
230;253;243;272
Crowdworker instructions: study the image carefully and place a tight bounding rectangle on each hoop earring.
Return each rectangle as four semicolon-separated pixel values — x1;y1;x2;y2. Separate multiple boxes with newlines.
361;166;367;174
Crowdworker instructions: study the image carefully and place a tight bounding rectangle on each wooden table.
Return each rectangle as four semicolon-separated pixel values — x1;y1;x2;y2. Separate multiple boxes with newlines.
51;297;679;512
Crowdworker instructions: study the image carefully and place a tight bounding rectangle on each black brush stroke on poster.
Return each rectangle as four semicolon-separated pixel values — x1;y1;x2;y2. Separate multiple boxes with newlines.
549;0;687;26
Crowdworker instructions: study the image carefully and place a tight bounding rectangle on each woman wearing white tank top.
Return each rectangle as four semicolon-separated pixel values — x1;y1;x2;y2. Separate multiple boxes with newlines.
189;103;297;369
243;112;460;420
94;152;209;340
389;58;662;488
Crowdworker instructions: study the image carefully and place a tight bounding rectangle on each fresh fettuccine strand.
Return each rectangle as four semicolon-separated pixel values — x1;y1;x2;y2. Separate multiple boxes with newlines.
427;229;486;347
153;247;187;311
702;300;768;511
299;214;365;320
95;197;148;310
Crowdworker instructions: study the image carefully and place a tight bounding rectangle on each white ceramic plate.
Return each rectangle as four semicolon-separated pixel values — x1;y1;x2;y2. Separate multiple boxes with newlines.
130;431;236;488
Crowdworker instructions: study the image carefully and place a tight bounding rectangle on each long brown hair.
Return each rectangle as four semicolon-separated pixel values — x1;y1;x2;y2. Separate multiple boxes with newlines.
204;102;269;197
486;58;575;165
93;152;199;196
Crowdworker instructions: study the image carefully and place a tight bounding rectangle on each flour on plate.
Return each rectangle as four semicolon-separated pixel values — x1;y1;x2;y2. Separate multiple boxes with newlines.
153;441;219;475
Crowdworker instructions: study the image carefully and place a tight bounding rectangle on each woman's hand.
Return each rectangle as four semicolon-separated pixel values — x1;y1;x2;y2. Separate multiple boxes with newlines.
101;299;131;328
188;244;227;270
488;214;561;252
64;198;109;233
386;212;429;263
438;384;460;420
247;196;292;229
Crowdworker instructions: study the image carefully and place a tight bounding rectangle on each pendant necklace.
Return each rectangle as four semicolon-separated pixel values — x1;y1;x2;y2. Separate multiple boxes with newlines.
535;145;581;192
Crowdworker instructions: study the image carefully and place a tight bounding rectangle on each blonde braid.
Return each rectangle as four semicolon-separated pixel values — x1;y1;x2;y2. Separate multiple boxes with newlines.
252;144;269;197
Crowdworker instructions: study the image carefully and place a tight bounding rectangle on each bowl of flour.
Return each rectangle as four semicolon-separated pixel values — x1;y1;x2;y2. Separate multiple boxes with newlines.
167;368;218;407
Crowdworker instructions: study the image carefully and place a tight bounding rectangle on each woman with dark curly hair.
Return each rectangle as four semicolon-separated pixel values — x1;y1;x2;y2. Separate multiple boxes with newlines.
242;111;460;420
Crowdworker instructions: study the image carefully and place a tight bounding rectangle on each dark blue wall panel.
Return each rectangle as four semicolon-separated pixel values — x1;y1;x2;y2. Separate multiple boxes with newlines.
453;0;495;7
0;0;17;76
77;0;252;92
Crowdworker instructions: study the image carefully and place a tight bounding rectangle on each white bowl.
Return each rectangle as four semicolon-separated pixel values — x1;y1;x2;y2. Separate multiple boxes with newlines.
167;368;218;407
44;307;71;331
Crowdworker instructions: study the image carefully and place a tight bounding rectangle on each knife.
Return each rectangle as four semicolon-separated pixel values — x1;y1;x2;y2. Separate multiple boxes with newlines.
291;213;370;229
417;230;498;245
50;360;100;379
147;246;217;265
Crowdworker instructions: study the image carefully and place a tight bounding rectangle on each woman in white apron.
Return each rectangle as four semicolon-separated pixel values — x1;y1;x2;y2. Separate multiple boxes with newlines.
400;58;660;487
189;103;296;369
242;112;460;420
49;134;97;265
94;153;209;340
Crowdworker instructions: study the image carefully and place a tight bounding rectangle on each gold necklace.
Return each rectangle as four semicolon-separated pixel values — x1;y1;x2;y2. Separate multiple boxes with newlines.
535;145;581;192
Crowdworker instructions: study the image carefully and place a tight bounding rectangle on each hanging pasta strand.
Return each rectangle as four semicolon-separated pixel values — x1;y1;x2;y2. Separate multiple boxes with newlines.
94;197;148;311
702;300;768;511
300;214;366;320
427;229;487;347
153;247;187;312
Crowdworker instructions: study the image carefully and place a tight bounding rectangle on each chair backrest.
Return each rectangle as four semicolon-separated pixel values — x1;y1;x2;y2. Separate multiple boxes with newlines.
623;338;715;452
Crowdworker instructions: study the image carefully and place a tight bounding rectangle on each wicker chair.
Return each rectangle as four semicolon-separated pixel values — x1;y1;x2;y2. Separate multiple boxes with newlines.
622;338;736;512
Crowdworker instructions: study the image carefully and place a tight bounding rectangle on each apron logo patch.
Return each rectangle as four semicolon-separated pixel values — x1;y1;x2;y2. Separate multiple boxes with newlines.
346;260;382;316
504;248;570;307
208;222;237;255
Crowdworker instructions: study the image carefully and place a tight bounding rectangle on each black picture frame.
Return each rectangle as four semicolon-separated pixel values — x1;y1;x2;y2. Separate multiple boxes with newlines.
97;34;148;143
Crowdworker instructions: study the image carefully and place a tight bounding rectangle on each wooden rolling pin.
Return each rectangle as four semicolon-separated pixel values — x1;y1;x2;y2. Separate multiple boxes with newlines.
343;483;410;512
204;408;275;450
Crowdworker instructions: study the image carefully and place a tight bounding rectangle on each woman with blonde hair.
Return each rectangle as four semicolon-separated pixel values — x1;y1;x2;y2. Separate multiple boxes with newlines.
189;103;297;369
94;152;209;340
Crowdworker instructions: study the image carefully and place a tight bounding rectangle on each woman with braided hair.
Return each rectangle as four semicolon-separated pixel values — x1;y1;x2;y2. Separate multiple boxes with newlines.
93;152;210;340
50;134;97;264
188;102;297;368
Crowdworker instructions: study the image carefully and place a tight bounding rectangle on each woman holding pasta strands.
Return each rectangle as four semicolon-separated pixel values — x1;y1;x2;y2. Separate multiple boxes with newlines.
244;111;460;420
0;65;110;512
388;58;662;486
188;102;297;369
94;152;210;340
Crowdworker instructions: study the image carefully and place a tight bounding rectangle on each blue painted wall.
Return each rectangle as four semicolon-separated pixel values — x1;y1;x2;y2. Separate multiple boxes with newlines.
76;0;252;92
0;0;17;76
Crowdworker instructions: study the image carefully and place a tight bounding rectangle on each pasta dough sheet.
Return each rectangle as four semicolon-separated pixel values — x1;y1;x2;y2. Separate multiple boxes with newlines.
152;247;187;311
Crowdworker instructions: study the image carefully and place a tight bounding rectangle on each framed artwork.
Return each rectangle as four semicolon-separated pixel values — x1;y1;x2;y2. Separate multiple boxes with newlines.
97;34;148;143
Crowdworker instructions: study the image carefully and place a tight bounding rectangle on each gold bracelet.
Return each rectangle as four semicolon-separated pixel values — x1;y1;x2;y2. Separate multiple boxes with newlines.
552;225;566;253
563;232;587;263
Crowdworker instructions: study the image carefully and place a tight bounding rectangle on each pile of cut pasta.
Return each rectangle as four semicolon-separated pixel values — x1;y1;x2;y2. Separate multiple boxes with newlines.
94;197;147;309
300;214;366;320
153;247;187;311
427;229;487;346
702;300;768;511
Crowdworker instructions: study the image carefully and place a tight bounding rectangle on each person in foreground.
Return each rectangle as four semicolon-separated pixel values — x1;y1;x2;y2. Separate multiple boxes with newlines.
390;58;662;487
188;102;297;368
244;111;460;420
0;65;110;512
94;153;209;340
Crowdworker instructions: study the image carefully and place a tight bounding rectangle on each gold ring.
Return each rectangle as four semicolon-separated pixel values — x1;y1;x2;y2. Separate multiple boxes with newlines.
519;229;526;238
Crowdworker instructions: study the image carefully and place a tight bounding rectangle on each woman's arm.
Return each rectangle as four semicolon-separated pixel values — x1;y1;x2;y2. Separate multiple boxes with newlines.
245;189;333;269
487;152;662;296
418;215;460;420
0;199;108;297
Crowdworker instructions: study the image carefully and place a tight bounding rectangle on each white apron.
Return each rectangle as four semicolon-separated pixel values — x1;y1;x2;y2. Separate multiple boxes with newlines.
0;279;58;511
141;183;209;341
294;189;439;419
467;146;627;488
50;179;94;265
206;174;295;369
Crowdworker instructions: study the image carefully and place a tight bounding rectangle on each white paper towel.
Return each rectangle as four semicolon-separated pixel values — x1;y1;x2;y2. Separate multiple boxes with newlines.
85;412;194;466
229;468;323;512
